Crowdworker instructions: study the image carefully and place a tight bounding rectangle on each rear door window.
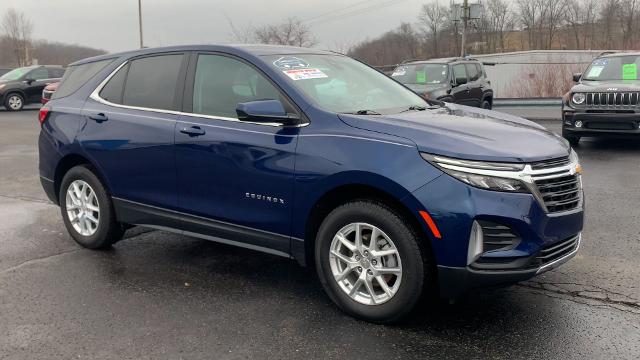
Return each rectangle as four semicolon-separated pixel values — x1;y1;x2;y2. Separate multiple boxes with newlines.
29;68;49;80
99;63;129;104
48;68;65;78
52;59;114;99
121;54;184;111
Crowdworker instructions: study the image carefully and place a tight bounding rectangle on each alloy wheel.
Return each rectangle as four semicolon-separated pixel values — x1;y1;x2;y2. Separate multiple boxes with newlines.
7;95;22;110
329;222;403;305
65;180;100;236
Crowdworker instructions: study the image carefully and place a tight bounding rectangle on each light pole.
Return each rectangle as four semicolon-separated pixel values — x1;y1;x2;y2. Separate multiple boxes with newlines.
460;0;468;57
138;0;144;48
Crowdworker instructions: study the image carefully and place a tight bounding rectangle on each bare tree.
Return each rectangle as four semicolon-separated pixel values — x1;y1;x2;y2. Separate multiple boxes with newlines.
619;0;640;49
253;18;317;47
480;0;515;52
418;2;449;57
1;8;33;66
599;0;620;48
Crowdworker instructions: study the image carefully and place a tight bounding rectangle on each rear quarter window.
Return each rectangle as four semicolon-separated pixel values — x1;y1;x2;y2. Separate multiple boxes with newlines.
52;59;114;100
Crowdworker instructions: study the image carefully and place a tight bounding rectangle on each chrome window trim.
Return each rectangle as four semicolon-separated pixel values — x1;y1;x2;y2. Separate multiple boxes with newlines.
432;157;583;215
89;59;308;128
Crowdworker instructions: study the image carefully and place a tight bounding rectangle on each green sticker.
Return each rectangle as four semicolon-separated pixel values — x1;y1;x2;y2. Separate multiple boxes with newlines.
416;71;426;84
622;64;637;80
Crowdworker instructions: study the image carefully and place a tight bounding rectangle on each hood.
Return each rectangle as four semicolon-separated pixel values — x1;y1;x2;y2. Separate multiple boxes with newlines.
338;103;570;163
572;80;640;92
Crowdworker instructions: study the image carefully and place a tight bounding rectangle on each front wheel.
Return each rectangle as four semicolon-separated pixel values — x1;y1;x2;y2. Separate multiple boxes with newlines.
482;99;492;110
315;200;430;323
4;93;24;111
59;165;124;249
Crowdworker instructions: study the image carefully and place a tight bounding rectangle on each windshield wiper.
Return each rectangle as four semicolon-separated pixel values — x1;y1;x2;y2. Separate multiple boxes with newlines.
345;109;382;115
398;105;427;113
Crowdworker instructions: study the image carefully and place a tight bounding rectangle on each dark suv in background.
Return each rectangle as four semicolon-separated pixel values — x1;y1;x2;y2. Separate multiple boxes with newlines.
0;65;65;111
563;52;640;145
391;58;493;109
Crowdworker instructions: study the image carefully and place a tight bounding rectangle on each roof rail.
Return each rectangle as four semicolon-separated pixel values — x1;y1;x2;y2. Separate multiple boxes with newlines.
597;51;618;57
401;58;424;64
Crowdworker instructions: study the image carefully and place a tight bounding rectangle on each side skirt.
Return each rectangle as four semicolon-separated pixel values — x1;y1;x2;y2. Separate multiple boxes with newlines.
112;197;294;260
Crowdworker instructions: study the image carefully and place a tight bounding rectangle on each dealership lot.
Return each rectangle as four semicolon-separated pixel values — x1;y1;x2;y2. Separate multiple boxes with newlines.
1;109;639;359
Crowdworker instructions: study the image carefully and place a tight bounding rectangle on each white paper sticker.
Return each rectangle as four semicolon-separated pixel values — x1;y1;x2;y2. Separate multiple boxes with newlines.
587;66;604;77
391;67;406;77
283;68;328;80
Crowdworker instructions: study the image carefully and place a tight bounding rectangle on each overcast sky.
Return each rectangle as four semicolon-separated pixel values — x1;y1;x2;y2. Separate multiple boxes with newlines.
3;0;427;53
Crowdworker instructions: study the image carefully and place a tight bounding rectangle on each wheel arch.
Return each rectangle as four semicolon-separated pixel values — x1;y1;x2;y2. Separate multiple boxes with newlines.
299;181;435;268
53;153;111;203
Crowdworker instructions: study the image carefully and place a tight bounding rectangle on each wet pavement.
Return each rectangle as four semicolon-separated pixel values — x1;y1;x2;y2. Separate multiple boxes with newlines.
1;109;639;359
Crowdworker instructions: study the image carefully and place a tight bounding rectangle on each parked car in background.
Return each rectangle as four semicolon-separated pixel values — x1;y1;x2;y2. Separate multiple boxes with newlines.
563;52;640;145
0;68;12;77
39;45;582;323
0;65;65;111
391;58;493;109
41;82;59;104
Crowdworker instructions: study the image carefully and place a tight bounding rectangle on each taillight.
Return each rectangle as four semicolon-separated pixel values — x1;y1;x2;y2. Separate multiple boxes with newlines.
39;107;50;125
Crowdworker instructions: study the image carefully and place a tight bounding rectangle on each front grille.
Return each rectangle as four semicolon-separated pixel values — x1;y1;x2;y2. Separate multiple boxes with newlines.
585;92;640;109
530;156;570;170
586;122;636;130
537;235;579;265
534;174;581;213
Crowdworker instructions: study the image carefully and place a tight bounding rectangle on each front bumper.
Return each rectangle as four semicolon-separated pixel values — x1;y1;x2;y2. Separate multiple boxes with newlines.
437;234;580;298
563;111;640;137
409;171;584;299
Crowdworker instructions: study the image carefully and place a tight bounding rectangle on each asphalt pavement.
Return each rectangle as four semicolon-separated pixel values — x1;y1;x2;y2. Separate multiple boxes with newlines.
1;107;639;360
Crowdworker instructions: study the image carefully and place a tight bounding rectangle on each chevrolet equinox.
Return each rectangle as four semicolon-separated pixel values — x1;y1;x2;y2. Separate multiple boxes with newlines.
38;45;584;323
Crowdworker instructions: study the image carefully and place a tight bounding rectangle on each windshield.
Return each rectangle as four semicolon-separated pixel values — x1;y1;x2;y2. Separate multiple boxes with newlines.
0;67;30;81
583;55;640;81
390;63;449;85
263;54;427;114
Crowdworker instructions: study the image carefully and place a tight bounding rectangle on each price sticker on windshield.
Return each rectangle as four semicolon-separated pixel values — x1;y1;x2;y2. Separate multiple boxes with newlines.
416;71;427;84
587;66;603;78
622;64;637;80
283;68;328;81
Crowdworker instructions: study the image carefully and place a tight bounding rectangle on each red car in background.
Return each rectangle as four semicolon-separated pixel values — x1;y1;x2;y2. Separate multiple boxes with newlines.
41;82;59;104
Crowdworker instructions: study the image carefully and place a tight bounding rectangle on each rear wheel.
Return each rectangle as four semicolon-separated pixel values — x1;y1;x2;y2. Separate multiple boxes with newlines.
59;165;124;249
315;200;430;323
4;93;24;111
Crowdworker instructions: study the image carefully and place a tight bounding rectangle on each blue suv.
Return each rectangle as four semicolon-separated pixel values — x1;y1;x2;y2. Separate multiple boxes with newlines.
38;45;584;323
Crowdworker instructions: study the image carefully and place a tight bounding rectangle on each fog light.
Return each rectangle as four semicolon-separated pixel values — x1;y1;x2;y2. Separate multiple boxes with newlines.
467;221;484;265
575;120;583;128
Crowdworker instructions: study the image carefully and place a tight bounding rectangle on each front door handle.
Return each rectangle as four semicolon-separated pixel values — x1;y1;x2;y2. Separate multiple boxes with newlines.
180;126;206;137
88;113;108;123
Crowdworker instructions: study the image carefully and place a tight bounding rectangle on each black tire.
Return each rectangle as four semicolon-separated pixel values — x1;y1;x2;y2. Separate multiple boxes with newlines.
315;200;431;323
562;129;580;146
4;93;24;111
482;99;492;110
59;165;124;249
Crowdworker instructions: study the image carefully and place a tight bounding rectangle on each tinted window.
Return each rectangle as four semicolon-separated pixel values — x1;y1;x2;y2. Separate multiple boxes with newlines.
193;54;282;118
99;63;129;104
29;68;49;80
48;68;65;78
53;59;113;99
452;64;467;82
465;64;479;81
475;63;483;78
391;63;449;84
122;54;184;110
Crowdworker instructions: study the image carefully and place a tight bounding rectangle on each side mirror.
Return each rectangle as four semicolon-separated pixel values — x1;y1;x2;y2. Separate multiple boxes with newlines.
24;78;35;84
572;73;582;82
454;77;467;86
236;100;301;126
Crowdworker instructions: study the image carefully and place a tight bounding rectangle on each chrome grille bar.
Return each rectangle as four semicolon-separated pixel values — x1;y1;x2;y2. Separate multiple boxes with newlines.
584;91;640;109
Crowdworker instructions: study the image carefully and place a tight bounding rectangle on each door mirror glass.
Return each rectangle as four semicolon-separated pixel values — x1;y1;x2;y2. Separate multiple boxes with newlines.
572;73;582;82
236;100;300;125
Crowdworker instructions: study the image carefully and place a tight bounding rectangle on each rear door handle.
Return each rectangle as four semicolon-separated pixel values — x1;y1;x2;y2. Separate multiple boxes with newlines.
88;113;108;123
179;126;206;137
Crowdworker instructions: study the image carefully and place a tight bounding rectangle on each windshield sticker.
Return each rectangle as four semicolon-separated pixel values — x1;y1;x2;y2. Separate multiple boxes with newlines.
273;56;310;70
593;58;609;66
416;70;427;84
283;68;328;81
587;66;604;78
391;67;406;77
622;64;637;80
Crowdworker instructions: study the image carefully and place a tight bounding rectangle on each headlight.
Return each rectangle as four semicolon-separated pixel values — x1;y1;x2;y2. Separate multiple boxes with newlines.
421;153;529;193
572;93;585;105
